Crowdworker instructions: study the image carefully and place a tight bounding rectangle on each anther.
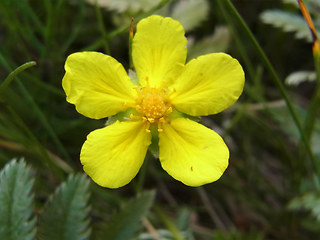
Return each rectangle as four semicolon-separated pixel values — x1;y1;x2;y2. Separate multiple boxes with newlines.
145;76;150;89
148;118;155;123
130;114;141;120
136;105;142;112
158;117;165;132
160;88;167;95
145;121;151;132
133;86;172;133
167;88;177;100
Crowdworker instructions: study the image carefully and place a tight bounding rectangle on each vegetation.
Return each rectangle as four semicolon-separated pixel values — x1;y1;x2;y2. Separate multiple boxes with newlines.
0;0;320;239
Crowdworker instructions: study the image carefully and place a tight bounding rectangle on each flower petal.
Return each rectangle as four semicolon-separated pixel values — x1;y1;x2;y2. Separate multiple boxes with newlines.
159;118;229;186
80;121;151;188
132;15;187;88
169;53;245;116
62;52;137;119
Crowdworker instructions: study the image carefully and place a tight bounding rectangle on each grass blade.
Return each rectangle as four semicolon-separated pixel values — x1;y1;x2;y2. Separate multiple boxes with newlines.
0;61;36;95
219;0;318;177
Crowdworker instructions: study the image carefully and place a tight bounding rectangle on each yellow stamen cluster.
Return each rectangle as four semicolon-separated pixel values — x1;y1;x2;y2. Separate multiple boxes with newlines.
131;85;172;132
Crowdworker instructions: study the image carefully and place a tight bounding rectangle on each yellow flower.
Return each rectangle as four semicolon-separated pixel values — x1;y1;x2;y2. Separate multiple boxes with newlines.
62;15;245;188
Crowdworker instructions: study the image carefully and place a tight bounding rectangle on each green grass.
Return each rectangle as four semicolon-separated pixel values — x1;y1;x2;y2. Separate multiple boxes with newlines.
1;0;320;239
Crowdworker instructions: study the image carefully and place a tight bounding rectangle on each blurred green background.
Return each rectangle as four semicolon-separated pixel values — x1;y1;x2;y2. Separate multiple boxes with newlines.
1;0;320;239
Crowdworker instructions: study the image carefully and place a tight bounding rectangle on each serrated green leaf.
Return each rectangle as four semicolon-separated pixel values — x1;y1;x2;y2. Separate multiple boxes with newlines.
285;70;316;86
99;190;155;240
171;0;209;32
187;26;231;60
38;174;91;240
282;0;320;16
0;159;36;240
282;0;299;7
86;0;161;13
289;191;320;222
260;10;320;42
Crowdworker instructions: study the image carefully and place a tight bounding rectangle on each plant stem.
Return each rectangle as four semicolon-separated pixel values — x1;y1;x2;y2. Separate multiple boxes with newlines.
95;2;111;54
129;17;134;69
220;0;318;177
297;0;320;140
0;55;71;162
82;0;171;51
136;153;150;193
16;80;72;162
5;104;71;178
154;205;185;240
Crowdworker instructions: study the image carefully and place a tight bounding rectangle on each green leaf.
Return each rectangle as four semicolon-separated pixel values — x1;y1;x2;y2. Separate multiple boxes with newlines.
99;190;155;240
289;191;320;222
187;26;231;60
284;0;320;17
137;229;187;240
260;10;320;42
282;0;299;7
171;0;209;32
285;70;316;86
87;0;162;13
153;206;184;240
0;159;36;240
38;174;91;240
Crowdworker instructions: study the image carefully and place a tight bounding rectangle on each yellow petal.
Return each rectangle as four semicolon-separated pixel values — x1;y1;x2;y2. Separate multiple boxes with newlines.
80;121;151;188
170;53;244;116
159;118;229;186
132;15;187;88
62;52;136;119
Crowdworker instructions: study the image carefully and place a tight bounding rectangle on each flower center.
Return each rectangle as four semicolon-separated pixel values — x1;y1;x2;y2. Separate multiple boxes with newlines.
132;87;172;132
140;93;168;119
